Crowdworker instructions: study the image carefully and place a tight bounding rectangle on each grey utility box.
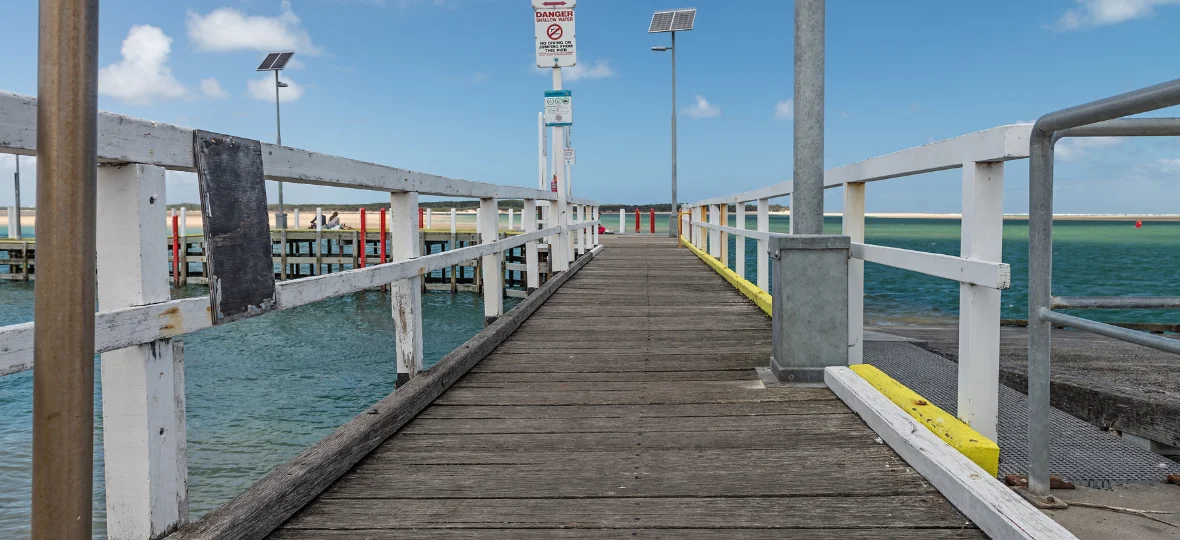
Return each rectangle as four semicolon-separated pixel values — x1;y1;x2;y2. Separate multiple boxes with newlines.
769;235;850;383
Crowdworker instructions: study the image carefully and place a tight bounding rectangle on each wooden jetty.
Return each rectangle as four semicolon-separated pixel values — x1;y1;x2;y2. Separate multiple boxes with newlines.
255;236;985;538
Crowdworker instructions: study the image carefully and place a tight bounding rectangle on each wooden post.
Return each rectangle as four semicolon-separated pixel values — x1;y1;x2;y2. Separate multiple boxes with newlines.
844;183;866;365
757;198;770;291
650;208;655;234
293;208;300;229
524;199;540;293
96;164;188;539
390;192;423;386
720;205;729;267
449;207;457;292
708;204;721;258
479;197;503;325
736;202;746;281
359;208;367;268
592;206;599;246
572;205;582;256
314;207;323;276
634;208;640;233
619;208;625;235
21;241;29;281
5;206;16;239
425;208;432;230
418;207;424;229
958;162;1003;441
508;208;514;231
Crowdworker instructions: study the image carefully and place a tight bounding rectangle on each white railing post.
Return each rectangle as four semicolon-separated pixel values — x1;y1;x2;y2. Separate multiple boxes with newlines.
390;192;423;386
577;205;586;255
524;199;540;293
425;208;432;230
708;204;720;258
735;202;746;280
757;198;769;291
315;207;323;275
549;199;561;263
720;204;729;267
619;209;625;235
449;208;457;234
6;207;17;239
565;202;575;266
592;206;599;246
479;197;504;324
508;208;514;231
96;164;188;539
958;161;1004;441
293;207;300;229
844;183;866;365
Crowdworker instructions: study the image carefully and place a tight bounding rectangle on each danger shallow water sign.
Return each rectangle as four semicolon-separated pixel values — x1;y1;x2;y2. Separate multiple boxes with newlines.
535;9;576;68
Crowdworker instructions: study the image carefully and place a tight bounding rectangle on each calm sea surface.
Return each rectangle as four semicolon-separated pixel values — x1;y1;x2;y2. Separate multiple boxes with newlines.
0;216;1177;537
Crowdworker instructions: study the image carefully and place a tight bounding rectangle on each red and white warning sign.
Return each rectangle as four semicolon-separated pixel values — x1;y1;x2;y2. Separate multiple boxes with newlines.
535;9;576;68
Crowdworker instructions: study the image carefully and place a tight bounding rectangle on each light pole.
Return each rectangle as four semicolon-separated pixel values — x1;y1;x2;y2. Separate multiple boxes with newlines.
650;9;695;237
257;51;295;229
12;156;20;239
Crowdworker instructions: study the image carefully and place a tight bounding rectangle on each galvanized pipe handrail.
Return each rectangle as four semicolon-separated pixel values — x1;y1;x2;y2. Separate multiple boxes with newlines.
1040;309;1180;356
1026;78;1180;499
1051;296;1180;310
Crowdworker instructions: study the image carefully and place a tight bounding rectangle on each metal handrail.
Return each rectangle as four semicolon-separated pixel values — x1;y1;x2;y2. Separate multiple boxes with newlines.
1026;79;1180;499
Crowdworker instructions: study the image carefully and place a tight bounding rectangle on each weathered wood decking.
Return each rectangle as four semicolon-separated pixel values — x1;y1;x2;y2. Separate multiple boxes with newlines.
269;236;983;538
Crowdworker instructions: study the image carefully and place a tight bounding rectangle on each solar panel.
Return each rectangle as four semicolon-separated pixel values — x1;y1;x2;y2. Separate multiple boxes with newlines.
649;11;674;33
256;53;281;71
649;9;695;33
671;9;696;31
272;52;295;70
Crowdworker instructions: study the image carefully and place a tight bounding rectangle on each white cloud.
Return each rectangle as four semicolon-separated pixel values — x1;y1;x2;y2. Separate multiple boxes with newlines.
682;95;720;119
1054;0;1180;29
563;60;616;81
774;99;794;120
187;0;321;55
248;75;305;103
1056;136;1126;161
200;78;229;99
98;25;188;105
1154;157;1180;173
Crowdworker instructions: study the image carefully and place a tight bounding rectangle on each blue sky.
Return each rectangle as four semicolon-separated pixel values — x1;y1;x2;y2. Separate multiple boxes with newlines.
2;0;1180;213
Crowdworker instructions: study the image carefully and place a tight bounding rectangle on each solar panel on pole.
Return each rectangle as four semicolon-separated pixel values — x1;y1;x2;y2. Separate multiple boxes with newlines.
671;9;696;31
650;8;694;33
257;53;281;71
272;52;295;70
649;11;674;33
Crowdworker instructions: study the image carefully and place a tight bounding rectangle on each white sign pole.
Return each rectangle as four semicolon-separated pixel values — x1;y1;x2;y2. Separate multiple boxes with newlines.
551;67;569;272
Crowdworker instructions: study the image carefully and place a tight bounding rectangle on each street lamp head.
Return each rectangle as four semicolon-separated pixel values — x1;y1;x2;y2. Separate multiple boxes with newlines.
651;46;670;52
276;81;289;88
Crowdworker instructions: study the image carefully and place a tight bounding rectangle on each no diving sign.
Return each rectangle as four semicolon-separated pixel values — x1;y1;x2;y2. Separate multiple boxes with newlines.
535;9;576;68
544;90;572;126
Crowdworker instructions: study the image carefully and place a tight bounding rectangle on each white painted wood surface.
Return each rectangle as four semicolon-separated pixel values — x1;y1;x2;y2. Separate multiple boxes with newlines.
0;91;600;206
293;208;300;229
756;198;769;292
690;221;772;242
592;206;599;246
708;205;720;258
524;200;540;291
825;366;1077;540
390;192;423;378
851;243;1010;290
507;208;513;231
843;182;866;365
6;207;16;239
96;164;188;540
449;208;457;235
957;162;1004;441
619;209;625;235
425;208;433;230
479;198;503;322
735;203;746;280
689;124;1033;207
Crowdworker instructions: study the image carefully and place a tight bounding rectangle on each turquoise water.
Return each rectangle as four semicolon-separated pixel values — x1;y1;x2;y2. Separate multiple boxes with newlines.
1;217;1177;537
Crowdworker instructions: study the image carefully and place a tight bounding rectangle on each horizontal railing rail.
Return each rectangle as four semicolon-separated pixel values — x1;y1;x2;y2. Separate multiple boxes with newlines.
680;123;1032;444
0;88;600;539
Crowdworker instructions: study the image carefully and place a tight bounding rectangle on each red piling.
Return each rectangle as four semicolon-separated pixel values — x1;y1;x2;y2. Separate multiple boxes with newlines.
635;208;640;233
419;207;425;229
359;208;367;268
171;214;180;286
379;208;387;264
650;209;656;234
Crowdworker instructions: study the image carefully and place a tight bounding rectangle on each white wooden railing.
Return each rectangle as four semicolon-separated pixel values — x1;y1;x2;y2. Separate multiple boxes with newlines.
683;124;1029;442
0;90;599;539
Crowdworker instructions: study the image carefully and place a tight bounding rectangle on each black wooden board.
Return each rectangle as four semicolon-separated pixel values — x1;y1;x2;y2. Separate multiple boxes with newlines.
193;130;277;324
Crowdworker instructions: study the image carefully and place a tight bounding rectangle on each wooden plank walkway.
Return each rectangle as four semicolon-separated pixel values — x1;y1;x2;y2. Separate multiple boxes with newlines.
269;236;983;538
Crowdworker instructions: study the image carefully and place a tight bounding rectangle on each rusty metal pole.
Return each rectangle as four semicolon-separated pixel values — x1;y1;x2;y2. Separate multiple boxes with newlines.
31;0;100;538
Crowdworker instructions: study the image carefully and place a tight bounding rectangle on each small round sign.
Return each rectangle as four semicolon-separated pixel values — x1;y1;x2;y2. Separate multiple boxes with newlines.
547;23;563;40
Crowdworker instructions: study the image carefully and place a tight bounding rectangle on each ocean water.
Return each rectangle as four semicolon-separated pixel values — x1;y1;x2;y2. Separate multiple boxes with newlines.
1;217;1177;537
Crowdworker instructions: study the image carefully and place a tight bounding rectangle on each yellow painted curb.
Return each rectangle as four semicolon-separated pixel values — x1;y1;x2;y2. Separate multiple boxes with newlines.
850;364;1000;477
681;235;772;316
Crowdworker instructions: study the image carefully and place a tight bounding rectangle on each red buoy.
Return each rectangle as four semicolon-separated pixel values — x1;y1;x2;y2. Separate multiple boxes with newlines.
1135;220;1143;228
